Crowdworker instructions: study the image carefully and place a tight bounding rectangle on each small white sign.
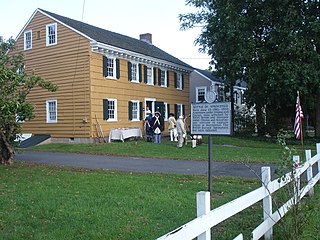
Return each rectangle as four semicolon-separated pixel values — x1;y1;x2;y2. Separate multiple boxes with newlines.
191;102;232;135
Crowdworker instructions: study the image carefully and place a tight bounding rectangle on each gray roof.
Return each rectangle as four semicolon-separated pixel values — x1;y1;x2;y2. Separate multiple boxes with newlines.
195;69;247;88
39;9;193;70
195;69;223;83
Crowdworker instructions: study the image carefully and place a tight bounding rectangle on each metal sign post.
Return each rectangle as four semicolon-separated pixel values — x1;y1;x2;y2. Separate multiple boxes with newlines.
191;102;232;194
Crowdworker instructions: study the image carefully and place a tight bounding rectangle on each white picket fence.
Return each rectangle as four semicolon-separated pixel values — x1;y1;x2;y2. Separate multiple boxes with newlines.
157;143;320;240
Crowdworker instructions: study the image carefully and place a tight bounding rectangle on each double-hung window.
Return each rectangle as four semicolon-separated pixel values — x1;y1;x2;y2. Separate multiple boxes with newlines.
146;66;153;85
175;72;183;90
196;87;206;103
24;30;32;50
175;103;185;118
103;56;120;79
103;99;117;121
46;23;57;46
128;100;141;121
159;69;167;87
128;62;139;83
46;99;57;123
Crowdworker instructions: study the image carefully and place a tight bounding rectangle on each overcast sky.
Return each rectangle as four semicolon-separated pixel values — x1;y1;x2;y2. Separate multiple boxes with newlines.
1;0;212;69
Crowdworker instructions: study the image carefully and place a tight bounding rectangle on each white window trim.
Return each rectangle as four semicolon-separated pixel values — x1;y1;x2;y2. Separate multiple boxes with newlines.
107;98;117;122
130;62;139;83
160;69;167;87
46;99;57;123
46;23;57;46
105;57;117;80
164;102;168;121
176;72;183;90
130;100;140;121
196;86;207;103
146;66;154;85
176;103;184;117
24;30;32;50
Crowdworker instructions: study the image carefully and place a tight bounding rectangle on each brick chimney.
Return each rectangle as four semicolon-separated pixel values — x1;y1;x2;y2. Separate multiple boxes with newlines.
139;33;152;44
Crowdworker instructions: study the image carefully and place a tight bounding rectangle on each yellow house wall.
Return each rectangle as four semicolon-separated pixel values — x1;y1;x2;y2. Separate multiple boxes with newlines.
90;52;190;137
15;12;92;138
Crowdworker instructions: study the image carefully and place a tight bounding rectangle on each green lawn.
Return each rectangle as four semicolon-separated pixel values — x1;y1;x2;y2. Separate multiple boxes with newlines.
3;136;318;239
27;136;316;164
1;163;319;240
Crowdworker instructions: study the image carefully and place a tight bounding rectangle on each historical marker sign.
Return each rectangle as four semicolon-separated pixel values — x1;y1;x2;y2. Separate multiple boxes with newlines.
191;102;232;135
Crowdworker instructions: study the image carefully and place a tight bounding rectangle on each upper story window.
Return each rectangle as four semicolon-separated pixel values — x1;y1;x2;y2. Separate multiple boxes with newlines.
103;99;117;121
103;56;120;79
196;87;206;103
46;23;57;46
146;66;153;85
159;69;167;87
46;99;57;123
24;30;32;50
128;62;140;83
175;72;184;90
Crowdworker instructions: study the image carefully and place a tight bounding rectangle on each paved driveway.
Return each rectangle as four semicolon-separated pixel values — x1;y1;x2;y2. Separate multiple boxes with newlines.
16;151;276;179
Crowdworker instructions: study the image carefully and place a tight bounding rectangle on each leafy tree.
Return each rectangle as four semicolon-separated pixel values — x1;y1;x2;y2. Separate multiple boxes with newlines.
180;0;320;136
0;38;57;165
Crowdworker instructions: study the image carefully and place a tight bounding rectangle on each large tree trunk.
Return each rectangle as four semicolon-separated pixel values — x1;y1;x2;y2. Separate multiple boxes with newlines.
0;130;15;165
315;88;320;138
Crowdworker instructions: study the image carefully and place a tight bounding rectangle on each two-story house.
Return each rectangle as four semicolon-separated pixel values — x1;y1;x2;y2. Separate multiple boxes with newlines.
11;8;193;143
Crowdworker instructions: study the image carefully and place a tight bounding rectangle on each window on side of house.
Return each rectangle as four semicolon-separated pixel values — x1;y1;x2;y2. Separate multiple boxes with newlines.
103;99;117;121
46;99;57;123
24;30;32;50
46;23;57;46
158;68;167;87
146;66;154;85
196;87;206;103
164;102;169;121
175;72;183;90
128;62;140;83
103;56;120;79
174;103;185;118
128;100;142;121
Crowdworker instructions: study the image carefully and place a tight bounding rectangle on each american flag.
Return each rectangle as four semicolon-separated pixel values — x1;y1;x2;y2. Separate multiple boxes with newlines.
294;94;304;139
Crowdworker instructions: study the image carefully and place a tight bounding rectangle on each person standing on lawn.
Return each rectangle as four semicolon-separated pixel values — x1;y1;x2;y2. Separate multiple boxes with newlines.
176;115;186;148
144;111;153;142
168;113;177;142
151;111;164;144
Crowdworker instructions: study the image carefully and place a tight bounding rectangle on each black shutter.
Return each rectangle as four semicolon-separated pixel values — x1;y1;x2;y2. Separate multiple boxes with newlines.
103;56;108;77
174;104;178;119
174;72;177;88
167;70;170;87
138;64;142;82
167;104;170;116
128;62;132;81
103;99;109;120
182;104;186;117
181;74;184;90
158;68;161;86
144;65;147;83
128;101;133;120
116;58;120;79
153;67;157;85
139;102;143;120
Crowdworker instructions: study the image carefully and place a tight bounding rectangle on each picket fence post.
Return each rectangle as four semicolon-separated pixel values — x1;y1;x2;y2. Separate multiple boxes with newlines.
261;167;272;240
197;191;211;240
293;155;301;204
305;150;314;196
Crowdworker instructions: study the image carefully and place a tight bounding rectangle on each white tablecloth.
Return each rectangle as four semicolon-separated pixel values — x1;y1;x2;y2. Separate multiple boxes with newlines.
108;128;142;142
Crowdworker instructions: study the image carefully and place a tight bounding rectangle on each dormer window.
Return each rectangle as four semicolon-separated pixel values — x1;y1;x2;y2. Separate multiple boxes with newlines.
46;23;57;46
24;30;32;50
